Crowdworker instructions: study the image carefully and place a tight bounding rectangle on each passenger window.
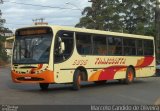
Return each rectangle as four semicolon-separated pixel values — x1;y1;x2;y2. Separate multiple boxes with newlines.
136;39;144;55
76;33;92;55
93;35;107;55
144;40;153;55
108;36;122;55
123;38;136;55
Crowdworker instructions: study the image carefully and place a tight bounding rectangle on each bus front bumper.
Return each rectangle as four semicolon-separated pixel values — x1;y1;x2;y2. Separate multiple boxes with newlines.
11;70;54;83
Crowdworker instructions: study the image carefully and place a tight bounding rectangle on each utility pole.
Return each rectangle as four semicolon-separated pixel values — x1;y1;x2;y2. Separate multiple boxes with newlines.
156;0;160;61
32;18;48;25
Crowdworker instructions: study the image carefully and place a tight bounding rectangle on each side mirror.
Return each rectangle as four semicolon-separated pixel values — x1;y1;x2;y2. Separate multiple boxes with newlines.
57;37;65;54
59;42;65;54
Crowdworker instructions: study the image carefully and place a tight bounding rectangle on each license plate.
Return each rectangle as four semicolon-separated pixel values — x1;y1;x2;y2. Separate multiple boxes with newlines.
24;77;31;79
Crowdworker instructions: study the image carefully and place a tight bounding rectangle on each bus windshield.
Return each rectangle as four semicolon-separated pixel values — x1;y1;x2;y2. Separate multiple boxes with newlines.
13;34;52;64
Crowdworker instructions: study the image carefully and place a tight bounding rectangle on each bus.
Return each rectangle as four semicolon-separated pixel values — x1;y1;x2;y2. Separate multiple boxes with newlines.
11;25;155;90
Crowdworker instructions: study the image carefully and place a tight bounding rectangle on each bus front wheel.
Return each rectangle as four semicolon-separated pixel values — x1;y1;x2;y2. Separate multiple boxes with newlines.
73;70;81;90
39;83;49;90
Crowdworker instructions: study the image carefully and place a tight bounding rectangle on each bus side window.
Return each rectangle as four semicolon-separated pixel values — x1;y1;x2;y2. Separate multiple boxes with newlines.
144;40;153;56
136;39;144;56
76;33;92;55
93;35;107;55
54;31;74;63
108;36;122;55
123;38;136;56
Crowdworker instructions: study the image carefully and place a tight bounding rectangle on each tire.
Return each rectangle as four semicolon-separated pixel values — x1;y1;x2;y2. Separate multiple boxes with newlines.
73;70;82;90
125;67;134;84
39;83;49;90
94;80;107;85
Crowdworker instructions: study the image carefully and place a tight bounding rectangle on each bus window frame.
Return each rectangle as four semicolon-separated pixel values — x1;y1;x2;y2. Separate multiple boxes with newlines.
76;32;93;55
13;27;53;64
54;30;75;64
74;31;154;57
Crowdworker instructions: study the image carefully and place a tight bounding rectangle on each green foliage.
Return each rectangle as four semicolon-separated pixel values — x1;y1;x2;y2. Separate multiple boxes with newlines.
0;36;8;62
121;0;155;35
76;0;156;36
0;10;6;31
0;10;8;65
76;0;122;31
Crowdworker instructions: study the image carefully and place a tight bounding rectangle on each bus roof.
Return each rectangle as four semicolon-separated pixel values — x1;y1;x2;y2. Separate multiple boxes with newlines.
16;25;154;40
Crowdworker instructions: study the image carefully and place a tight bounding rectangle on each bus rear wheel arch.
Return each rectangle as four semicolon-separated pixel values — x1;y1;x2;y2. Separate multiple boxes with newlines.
118;66;135;84
76;66;88;81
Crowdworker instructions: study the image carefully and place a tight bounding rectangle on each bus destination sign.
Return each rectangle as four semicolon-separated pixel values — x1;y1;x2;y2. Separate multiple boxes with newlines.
17;27;51;36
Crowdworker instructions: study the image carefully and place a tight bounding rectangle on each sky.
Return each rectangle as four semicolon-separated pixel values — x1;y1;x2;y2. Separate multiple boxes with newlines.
0;0;91;32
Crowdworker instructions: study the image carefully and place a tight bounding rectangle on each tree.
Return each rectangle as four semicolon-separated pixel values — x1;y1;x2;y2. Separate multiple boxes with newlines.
121;0;155;35
76;0;156;36
0;36;7;62
76;0;122;31
0;10;5;33
75;0;106;30
0;9;7;65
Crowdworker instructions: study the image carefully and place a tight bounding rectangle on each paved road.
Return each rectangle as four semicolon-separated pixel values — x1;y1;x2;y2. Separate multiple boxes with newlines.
0;67;160;105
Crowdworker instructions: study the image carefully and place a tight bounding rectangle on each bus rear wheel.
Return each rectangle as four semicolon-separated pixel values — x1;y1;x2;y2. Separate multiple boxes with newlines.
39;83;49;90
73;70;82;90
125;67;134;84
